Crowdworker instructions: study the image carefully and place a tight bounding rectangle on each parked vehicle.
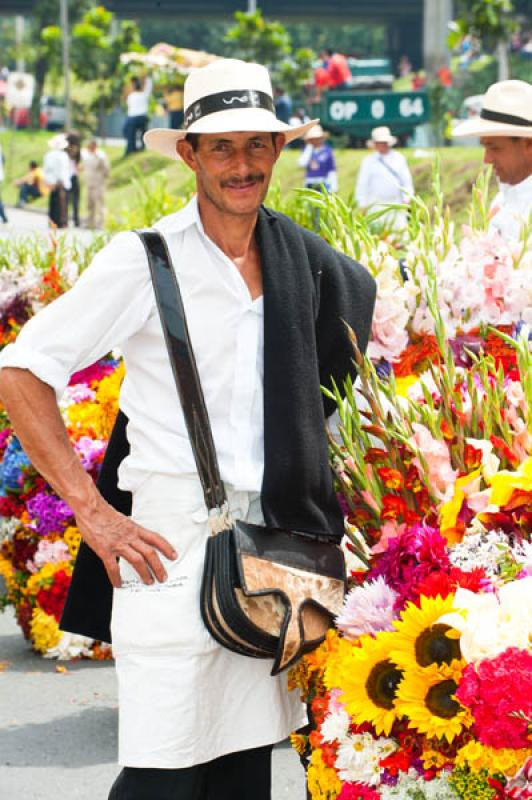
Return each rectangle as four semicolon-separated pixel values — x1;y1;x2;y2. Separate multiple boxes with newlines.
9;96;66;130
311;58;430;147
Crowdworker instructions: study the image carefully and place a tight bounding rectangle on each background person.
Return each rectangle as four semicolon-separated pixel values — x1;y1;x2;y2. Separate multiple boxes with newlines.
355;125;414;230
164;82;185;129
81;139;110;230
123;74;153;156
298;123;338;192
0;142;8;224
319;48;351;90
453;79;532;241
67;131;82;228
15;160;49;208
42;133;71;229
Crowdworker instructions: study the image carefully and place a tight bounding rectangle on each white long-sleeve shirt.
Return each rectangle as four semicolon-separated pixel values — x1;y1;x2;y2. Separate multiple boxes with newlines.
0;197;265;493
489;174;532;241
355;150;413;208
42;149;72;190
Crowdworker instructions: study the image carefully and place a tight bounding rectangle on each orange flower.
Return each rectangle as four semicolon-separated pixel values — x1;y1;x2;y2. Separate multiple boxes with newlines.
377;467;404;490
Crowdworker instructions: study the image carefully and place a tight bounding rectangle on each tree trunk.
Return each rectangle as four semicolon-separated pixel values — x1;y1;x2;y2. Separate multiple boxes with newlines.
496;39;510;81
30;54;48;130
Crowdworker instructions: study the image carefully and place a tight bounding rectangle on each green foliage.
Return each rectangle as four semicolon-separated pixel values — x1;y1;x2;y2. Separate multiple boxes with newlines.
455;0;518;43
224;11;315;91
106;168;192;232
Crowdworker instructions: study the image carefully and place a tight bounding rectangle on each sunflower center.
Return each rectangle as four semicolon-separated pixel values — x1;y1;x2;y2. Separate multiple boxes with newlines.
425;679;461;719
415;624;461;667
366;659;403;709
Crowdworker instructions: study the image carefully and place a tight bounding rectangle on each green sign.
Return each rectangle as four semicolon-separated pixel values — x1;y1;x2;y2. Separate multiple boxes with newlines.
324;91;429;131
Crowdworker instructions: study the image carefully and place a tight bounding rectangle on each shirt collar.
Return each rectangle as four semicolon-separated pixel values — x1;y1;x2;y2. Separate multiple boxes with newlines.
155;195;204;236
500;173;532;199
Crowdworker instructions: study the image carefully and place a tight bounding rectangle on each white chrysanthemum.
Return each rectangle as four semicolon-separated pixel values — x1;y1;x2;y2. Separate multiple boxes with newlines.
0;516;21;544
336;577;397;639
335;732;396;786
320;708;351;744
44;631;96;660
380;769;459;799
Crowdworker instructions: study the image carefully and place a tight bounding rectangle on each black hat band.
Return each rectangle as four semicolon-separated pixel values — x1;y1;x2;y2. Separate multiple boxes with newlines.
481;108;531;127
184;90;275;129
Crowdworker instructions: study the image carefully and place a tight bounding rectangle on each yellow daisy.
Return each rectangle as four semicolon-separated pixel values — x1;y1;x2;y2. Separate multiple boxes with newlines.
325;632;403;736
394;660;472;743
391;594;461;671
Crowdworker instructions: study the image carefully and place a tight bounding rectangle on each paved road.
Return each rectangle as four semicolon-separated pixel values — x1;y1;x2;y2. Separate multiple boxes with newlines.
0;608;307;799
0;206;96;240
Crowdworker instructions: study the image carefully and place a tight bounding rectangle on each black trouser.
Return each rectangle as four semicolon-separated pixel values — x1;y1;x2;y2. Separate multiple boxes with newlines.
48;185;68;228
108;744;273;800
68;174;80;227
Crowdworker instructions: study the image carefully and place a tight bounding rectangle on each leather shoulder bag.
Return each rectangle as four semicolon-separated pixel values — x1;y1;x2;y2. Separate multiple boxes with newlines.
136;229;346;675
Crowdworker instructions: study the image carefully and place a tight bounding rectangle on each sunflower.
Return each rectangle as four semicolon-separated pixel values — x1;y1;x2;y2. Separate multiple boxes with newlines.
391;594;461;671
395;660;472;743
325;632;403;736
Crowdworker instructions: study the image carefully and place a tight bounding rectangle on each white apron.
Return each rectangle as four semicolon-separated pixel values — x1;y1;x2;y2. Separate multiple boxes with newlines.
111;473;306;768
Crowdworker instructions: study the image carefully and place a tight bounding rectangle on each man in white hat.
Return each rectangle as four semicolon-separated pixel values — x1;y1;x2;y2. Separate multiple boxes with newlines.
454;79;532;241
298;123;338;193
355;126;414;230
0;59;376;800
42;132;72;228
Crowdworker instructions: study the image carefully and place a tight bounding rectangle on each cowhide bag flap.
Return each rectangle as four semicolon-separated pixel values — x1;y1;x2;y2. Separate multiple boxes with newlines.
137;229;347;675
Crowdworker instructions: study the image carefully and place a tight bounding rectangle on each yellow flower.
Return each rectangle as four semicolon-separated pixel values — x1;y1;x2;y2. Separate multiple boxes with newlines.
455;740;532;777
290;733;307;756
307;748;341;800
488;456;532;507
391;594;461;671
421;748;449;770
394;660;472;743
0;555;15;592
63;526;82;558
290;629;341;696
30;608;61;654
325;632;402;736
439;469;481;543
395;375;419;398
25;561;72;597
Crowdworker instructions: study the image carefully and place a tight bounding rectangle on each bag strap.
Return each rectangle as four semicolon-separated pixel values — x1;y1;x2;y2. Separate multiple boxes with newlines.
135;229;228;513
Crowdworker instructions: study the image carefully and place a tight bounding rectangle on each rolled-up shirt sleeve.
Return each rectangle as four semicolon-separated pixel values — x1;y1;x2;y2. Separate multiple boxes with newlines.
0;232;154;399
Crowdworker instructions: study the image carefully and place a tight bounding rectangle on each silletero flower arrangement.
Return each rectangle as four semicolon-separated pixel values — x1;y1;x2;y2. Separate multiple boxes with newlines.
0;233;119;659
289;188;532;798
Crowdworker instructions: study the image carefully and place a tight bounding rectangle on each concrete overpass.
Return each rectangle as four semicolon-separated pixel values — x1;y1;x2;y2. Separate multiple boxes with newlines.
0;1;459;73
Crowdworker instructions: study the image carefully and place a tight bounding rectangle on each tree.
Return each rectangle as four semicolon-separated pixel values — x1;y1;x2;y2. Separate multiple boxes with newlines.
224;11;315;96
28;0;91;128
41;5;144;134
450;0;518;80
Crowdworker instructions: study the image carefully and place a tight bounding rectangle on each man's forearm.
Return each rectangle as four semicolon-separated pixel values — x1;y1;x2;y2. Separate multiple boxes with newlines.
0;367;99;515
0;367;176;587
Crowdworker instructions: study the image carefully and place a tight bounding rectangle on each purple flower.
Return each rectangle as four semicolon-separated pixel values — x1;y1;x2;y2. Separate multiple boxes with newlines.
26;491;73;537
336;577;398;639
73;436;107;471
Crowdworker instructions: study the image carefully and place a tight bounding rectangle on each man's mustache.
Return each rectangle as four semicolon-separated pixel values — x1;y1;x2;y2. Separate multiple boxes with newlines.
220;173;265;188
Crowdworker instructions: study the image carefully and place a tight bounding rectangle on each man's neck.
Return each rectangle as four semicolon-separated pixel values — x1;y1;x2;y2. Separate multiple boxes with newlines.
198;198;258;261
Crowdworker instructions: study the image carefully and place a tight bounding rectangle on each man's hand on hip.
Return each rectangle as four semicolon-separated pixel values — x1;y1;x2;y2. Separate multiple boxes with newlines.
75;498;178;588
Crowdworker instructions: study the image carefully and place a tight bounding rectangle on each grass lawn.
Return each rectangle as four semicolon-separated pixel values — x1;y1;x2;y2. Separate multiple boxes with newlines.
0;129;490;227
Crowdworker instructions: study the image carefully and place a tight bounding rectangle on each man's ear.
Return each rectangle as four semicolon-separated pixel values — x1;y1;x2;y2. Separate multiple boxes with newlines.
176;138;197;171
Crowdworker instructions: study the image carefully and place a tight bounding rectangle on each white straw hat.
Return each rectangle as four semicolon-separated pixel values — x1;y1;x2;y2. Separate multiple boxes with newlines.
48;133;69;150
304;124;329;141
367;126;397;147
453;80;532;139
144;59;318;159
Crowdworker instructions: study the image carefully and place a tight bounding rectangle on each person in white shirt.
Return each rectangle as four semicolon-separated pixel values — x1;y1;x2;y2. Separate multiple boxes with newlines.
42;133;72;229
0;59;376;800
454;79;532;241
81;139;110;229
124;74;153;156
355;125;414;230
0;143;8;223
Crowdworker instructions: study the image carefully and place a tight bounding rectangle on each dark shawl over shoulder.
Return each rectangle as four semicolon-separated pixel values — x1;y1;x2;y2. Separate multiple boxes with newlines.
60;207;376;642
